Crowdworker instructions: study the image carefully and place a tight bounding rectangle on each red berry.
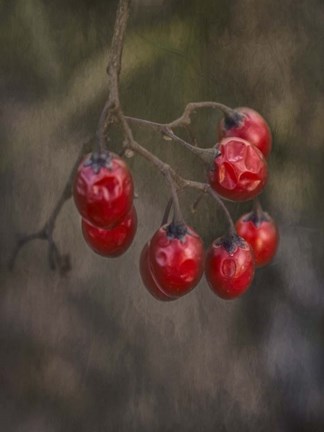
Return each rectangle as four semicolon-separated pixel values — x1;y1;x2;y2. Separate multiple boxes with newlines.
235;211;279;267
205;234;255;299
219;107;272;158
73;151;134;228
208;137;268;201
139;244;176;301
81;206;137;257
148;223;204;298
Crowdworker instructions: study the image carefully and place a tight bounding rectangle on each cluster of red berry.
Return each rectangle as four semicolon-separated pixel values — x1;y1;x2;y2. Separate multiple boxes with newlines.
73;107;278;301
73;152;137;257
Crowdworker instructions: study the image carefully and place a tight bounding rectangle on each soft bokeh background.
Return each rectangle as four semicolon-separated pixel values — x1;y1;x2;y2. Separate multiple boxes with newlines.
1;0;324;430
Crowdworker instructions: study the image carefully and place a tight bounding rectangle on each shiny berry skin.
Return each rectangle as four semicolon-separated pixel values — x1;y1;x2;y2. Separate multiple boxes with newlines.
148;223;205;298
73;151;134;228
208;137;268;201
139;244;176;301
235;211;279;267
81;206;137;257
205;234;255;299
219;107;272;158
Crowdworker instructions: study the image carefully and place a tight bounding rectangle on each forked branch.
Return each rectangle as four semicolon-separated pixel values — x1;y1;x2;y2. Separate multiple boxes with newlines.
10;0;235;272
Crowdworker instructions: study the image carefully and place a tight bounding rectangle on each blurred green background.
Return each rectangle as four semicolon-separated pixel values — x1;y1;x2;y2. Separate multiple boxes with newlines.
1;0;324;431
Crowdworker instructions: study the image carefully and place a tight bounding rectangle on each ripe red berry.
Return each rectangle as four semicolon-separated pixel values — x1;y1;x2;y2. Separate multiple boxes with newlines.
81;206;137;257
139;244;176;301
208;137;268;201
148;223;204;298
73;151;134;228
235;210;279;267
219;107;272;158
205;234;255;299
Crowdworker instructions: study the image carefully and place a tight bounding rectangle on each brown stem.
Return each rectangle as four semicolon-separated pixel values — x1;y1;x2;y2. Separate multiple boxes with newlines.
167;101;235;128
161;198;173;226
124;116;162;131
106;0;131;103
191;190;206;213
96;0;132;153
253;198;263;217
184;124;198;147
207;187;236;235
125;116;216;165
125;102;235;132
96;100;113;152
165;171;185;226
163;128;216;165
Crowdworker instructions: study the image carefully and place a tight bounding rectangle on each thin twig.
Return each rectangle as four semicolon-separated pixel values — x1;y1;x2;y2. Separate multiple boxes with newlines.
184;124;198;147
163;128;216;165
165;171;184;225
9;138;93;272
125;102;235;131
253;198;263;219
191;190;206;213
161;198;173;226
167;101;235;128
96;0;131;152
96;100;113;153
124;116;216;164
207;187;236;235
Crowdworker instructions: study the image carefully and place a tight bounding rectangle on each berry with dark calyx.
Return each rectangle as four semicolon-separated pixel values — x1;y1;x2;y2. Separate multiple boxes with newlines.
148;223;205;298
219;107;272;158
235;208;279;267
81;206;137;257
140;244;176;301
208;137;268;201
205;234;255;299
73;151;134;228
